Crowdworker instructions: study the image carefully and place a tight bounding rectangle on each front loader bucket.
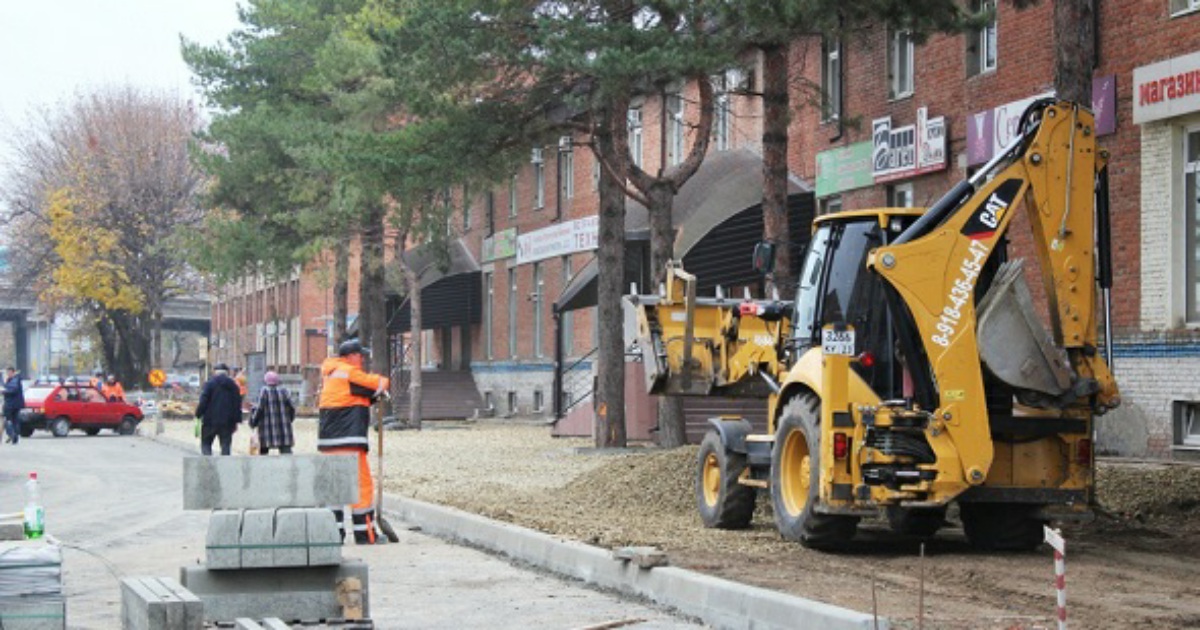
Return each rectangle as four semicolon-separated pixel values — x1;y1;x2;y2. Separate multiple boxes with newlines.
976;261;1074;396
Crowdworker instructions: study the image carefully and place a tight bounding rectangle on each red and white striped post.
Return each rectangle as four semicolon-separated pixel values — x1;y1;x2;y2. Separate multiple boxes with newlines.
1044;525;1067;630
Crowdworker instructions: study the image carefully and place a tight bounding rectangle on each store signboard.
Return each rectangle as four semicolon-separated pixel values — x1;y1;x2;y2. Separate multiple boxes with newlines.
1134;51;1200;124
968;77;1116;166
815;141;874;197
516;215;598;265
872;107;947;183
482;227;517;262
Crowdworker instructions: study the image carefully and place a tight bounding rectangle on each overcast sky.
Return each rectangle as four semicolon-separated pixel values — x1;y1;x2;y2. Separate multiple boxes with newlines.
0;0;243;157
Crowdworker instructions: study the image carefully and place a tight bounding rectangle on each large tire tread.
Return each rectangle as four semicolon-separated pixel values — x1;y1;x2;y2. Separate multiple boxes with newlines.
960;502;1046;551
770;395;858;549
695;431;757;529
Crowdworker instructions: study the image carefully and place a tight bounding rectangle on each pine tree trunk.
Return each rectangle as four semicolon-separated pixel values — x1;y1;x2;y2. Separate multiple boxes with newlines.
593;103;627;448
1053;0;1096;105
762;43;794;299
404;261;423;430
333;237;350;349
646;184;687;447
359;204;390;433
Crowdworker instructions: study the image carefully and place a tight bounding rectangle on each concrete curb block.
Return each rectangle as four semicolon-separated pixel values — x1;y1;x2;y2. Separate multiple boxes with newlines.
385;496;886;630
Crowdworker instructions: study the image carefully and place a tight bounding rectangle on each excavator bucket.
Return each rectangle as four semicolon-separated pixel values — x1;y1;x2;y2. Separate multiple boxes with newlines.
976;260;1074;396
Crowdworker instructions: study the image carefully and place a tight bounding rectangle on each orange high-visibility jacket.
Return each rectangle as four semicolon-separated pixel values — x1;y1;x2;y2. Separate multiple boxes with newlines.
102;382;125;402
317;356;389;452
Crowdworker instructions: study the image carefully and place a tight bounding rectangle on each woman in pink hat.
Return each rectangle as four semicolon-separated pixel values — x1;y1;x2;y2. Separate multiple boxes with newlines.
249;370;296;454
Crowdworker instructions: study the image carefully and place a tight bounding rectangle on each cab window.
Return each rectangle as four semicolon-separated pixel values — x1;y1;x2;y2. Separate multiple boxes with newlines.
82;388;105;403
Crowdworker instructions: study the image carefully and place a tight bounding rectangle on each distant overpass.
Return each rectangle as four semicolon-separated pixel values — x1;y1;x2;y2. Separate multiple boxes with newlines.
0;282;211;374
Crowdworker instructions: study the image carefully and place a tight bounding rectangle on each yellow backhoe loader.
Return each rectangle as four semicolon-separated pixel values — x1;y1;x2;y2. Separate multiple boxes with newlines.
628;99;1119;550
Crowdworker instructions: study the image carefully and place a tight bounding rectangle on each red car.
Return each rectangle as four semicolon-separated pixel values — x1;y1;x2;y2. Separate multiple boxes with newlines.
18;383;143;437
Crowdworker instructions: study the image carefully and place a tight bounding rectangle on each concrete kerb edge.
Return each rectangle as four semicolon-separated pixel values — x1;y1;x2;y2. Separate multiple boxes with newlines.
384;495;886;630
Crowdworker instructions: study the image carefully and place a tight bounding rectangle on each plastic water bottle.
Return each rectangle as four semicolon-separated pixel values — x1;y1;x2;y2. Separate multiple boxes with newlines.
23;472;44;540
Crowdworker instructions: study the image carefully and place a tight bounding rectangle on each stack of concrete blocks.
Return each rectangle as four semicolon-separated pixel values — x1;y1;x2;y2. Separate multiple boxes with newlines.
0;534;66;630
179;455;370;624
119;577;202;630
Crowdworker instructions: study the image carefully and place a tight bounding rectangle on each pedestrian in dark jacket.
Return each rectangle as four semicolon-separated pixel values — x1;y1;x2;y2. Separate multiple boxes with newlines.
250;371;295;455
195;363;243;455
3;367;24;445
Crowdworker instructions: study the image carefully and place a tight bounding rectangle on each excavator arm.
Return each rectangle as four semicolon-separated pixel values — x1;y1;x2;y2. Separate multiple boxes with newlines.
868;99;1119;493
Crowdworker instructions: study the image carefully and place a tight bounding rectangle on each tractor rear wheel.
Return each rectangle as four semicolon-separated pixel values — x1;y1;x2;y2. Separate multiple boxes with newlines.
694;430;756;529
770;395;858;549
960;502;1045;551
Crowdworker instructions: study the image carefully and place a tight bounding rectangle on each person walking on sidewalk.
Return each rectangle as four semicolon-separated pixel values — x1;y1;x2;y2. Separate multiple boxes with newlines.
3;367;24;445
318;339;389;544
250;370;296;455
195;363;242;455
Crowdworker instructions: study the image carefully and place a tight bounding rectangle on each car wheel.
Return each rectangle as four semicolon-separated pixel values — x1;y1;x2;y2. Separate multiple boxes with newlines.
117;415;138;436
19;425;34;438
50;417;71;438
84;428;101;436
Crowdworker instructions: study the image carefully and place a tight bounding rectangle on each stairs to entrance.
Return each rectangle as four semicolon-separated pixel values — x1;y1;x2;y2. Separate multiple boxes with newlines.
391;370;483;421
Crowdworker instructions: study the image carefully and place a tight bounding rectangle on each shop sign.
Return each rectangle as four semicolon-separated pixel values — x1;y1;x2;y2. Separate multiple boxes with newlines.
872;107;947;183
516;215;598;265
1134;51;1200;124
815;141;873;196
968;78;1117;165
482;227;517;262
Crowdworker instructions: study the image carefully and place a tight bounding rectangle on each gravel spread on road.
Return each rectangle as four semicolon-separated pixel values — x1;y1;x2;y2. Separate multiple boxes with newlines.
152;416;1200;629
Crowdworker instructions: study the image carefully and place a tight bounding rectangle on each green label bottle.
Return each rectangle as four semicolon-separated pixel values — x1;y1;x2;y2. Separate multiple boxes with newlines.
24;472;44;540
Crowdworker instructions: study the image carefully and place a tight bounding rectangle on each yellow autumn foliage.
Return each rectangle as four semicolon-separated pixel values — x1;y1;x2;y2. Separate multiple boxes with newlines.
43;187;144;313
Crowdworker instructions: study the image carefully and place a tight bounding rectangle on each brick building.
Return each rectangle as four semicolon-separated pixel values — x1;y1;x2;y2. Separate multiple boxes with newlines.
212;2;1200;457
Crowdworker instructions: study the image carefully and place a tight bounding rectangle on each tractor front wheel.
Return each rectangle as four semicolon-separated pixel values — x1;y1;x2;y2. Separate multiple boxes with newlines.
695;430;756;529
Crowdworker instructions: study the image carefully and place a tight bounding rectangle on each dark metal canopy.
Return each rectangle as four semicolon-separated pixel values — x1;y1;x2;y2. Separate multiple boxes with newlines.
387;239;482;333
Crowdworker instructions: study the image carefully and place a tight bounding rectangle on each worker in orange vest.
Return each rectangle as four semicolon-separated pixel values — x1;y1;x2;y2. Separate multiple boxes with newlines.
318;339;390;544
101;375;126;402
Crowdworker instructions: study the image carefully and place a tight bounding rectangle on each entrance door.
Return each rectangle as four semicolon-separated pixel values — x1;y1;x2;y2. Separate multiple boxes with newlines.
459;324;471;370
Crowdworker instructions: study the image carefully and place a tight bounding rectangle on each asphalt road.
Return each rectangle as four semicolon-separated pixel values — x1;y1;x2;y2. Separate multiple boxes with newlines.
0;431;704;629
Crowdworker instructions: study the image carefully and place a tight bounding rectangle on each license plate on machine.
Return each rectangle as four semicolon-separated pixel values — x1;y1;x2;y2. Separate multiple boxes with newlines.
822;326;855;356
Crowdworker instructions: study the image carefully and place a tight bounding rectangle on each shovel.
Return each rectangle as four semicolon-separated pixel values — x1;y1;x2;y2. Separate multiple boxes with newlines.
372;397;400;543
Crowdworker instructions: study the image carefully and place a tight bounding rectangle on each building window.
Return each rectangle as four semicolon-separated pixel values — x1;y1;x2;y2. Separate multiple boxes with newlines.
508;390;518;416
533;261;544;358
1174;401;1200;446
628;108;643;168
818;195;843;216
508;175;518;217
667;92;685;166
484;272;494;359
559;137;574;200
533;389;544;413
508;268;518;358
889;29;914;99
1171;0;1200;16
532;147;545;209
484;391;494;412
485;191;495;236
887;183;914;208
713;82;730;151
562;256;574;356
1185;128;1200;322
822;37;841;122
967;0;997;76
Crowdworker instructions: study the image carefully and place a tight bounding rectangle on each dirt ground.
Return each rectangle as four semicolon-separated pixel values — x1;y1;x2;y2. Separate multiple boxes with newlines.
156;417;1200;629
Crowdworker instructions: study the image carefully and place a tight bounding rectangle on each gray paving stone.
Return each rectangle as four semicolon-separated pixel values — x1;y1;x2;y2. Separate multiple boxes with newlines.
240;509;275;569
206;510;243;570
179;562;369;623
273;508;309;567
183;456;358;510
305;509;342;566
120;577;202;630
0;597;65;630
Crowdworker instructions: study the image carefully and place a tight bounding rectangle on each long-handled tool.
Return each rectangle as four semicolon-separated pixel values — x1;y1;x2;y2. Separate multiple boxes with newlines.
373;392;400;543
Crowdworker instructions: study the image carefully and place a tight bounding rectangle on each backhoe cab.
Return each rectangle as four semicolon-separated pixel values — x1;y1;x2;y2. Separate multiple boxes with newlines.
628;99;1119;550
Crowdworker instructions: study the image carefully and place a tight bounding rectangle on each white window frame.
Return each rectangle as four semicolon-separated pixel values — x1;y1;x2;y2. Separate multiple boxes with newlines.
969;0;998;76
888;183;915;208
822;37;841;122
1174;401;1200;447
508;268;518;358
1184;127;1200;323
559;138;574;200
533;262;544;357
713;86;730;151
532;147;545;210
561;256;573;356
889;29;915;100
628;108;644;168
1171;0;1200;17
508;175;518;217
667;92;685;166
818;195;843;216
